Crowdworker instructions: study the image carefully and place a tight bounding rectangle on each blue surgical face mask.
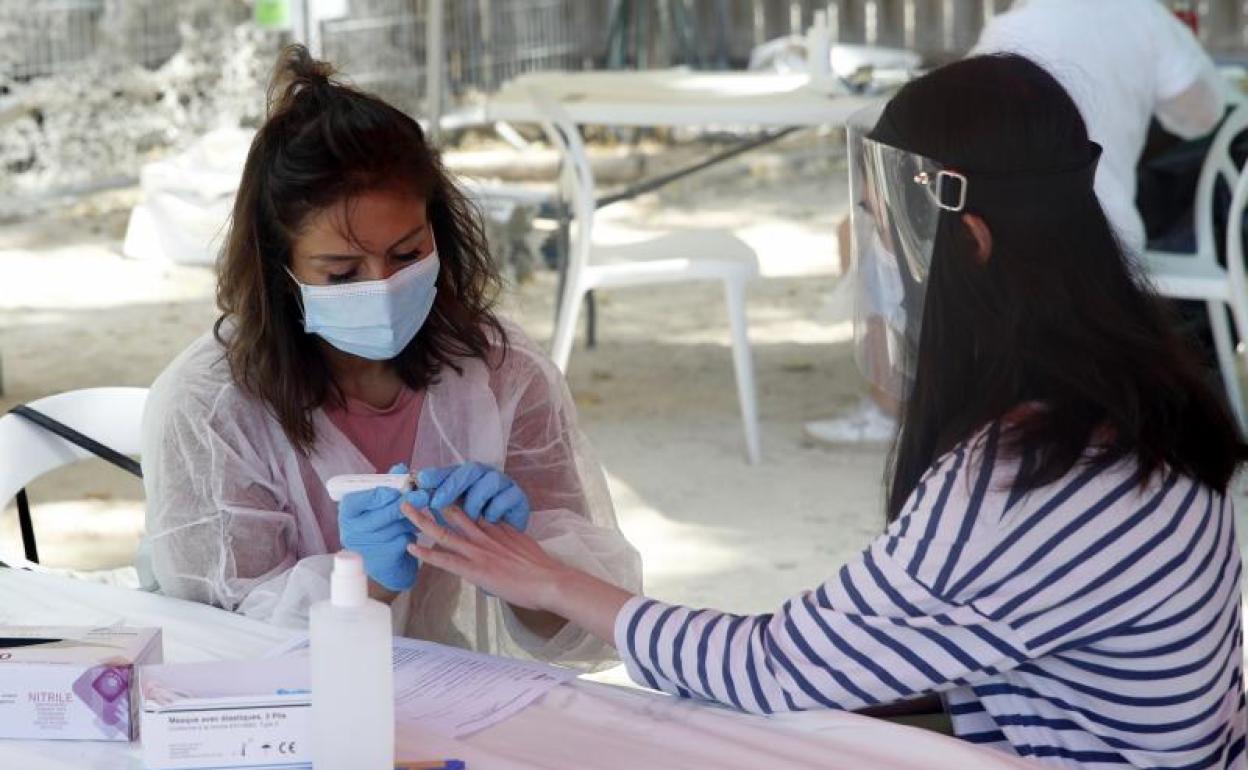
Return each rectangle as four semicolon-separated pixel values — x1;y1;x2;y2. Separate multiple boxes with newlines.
288;251;440;361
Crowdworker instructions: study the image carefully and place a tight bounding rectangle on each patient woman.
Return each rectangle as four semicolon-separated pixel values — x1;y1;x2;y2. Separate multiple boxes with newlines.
140;45;640;668
406;55;1248;767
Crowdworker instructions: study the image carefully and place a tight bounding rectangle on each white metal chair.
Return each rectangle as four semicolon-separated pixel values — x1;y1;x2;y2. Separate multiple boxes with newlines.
0;387;148;569
1142;103;1248;429
533;89;763;464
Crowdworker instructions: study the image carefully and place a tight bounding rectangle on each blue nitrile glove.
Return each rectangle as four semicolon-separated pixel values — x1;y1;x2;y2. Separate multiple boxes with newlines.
410;462;531;532
337;463;424;592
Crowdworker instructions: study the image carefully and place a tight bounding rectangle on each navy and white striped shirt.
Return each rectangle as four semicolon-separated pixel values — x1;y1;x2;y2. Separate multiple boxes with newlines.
615;427;1247;769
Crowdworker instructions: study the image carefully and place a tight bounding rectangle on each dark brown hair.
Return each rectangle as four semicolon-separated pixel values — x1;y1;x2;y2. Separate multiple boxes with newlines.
215;45;505;453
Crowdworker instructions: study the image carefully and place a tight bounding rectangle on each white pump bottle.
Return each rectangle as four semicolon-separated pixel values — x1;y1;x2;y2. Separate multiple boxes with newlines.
310;551;395;770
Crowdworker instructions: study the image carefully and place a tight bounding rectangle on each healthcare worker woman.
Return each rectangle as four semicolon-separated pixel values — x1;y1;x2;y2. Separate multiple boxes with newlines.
406;54;1248;768
140;46;640;668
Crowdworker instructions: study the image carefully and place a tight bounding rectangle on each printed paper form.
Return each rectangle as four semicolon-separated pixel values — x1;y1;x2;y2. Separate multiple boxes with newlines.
269;636;576;738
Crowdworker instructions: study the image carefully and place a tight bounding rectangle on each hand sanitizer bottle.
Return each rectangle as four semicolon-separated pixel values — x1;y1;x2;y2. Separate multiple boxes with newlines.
311;551;394;770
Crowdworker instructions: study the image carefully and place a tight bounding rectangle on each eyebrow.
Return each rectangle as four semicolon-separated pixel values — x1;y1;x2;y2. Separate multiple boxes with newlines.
308;224;426;263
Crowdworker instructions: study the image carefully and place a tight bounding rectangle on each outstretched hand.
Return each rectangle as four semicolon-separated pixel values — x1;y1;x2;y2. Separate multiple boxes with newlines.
400;502;634;643
401;502;564;611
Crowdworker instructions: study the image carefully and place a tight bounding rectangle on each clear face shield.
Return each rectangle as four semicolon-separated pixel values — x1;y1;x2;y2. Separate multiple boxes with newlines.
848;105;967;402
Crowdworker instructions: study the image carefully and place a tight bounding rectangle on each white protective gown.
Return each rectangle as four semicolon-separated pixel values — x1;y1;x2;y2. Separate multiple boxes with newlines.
140;320;641;670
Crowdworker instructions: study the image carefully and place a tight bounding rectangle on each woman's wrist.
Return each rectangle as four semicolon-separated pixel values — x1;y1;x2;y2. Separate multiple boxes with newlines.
544;567;636;645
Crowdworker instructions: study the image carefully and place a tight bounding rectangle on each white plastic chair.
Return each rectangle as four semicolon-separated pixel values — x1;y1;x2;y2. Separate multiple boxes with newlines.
533;89;763;464
0;387;148;569
1142;103;1248;429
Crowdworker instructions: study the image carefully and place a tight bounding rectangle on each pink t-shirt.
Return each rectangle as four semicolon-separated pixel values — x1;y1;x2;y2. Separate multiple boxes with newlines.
324;386;424;472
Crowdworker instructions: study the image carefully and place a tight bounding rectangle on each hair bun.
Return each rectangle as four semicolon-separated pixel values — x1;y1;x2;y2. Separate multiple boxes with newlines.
268;44;338;116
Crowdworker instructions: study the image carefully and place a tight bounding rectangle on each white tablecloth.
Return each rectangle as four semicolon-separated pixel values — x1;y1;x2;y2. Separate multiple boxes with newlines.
0;569;1040;770
470;68;881;128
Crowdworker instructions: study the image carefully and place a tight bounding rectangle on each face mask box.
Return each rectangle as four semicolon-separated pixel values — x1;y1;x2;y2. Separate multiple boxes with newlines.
140;655;312;770
0;625;163;741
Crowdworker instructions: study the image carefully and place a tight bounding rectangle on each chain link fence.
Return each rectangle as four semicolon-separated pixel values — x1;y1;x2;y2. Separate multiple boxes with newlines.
316;0;598;114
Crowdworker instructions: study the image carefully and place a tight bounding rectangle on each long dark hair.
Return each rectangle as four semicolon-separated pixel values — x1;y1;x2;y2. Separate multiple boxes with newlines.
880;54;1246;521
215;45;505;453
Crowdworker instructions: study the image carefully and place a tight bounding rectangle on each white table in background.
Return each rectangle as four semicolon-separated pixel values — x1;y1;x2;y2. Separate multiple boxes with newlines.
469;68;880;128
0;568;1042;770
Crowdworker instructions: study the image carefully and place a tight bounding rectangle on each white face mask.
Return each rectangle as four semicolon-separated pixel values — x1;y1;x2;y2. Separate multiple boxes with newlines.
288;251;440;361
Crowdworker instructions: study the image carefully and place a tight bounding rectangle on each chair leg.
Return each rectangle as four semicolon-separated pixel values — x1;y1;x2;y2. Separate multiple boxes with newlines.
1207;300;1246;431
724;280;762;465
551;284;587;373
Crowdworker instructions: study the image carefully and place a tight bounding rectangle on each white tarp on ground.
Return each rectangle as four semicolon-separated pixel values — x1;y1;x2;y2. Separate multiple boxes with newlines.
748;38;922;87
122;127;254;266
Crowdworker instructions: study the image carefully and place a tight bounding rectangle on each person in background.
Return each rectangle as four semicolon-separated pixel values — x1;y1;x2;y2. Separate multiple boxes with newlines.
140;46;640;669
408;55;1248;769
973;0;1226;256
806;0;1226;446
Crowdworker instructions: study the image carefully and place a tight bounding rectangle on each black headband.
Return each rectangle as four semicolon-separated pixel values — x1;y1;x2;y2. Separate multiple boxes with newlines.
955;143;1103;213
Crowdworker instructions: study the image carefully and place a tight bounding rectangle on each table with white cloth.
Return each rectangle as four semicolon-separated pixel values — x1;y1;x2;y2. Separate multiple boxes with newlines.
0;569;1044;770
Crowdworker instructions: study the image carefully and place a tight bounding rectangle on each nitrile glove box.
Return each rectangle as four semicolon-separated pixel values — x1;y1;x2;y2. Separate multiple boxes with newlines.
0;625;163;741
139;655;312;770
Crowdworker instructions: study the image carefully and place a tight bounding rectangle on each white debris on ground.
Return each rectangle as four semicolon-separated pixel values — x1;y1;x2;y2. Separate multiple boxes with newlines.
0;1;277;212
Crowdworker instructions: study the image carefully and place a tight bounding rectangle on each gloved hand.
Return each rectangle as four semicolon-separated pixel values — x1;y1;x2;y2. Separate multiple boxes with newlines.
409;462;531;532
338;463;424;592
